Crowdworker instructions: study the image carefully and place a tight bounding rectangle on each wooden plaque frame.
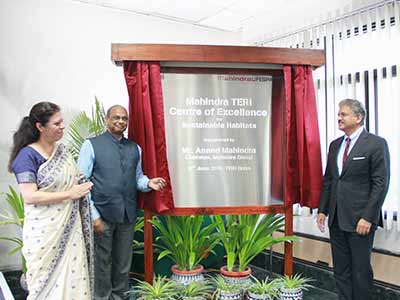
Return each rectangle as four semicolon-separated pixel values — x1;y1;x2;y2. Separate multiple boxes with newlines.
111;43;325;283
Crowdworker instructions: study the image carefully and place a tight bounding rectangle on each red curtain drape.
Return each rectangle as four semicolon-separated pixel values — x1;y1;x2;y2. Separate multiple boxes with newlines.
123;61;174;212
123;61;322;211
283;65;323;208
271;76;285;202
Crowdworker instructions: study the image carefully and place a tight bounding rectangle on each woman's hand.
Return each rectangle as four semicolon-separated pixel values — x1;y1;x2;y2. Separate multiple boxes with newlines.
69;182;93;200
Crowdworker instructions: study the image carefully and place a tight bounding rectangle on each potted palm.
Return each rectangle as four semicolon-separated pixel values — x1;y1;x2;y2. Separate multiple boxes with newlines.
213;214;297;286
67;96;106;160
178;280;213;300
130;275;179;300
247;276;280;300
149;215;222;285
0;186;27;290
210;275;243;300
276;274;313;300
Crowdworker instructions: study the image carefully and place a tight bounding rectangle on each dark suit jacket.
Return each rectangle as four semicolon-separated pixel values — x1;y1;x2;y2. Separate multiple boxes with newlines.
318;129;390;231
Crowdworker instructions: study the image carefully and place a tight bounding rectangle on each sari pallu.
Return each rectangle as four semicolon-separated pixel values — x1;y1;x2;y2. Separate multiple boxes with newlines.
22;144;94;300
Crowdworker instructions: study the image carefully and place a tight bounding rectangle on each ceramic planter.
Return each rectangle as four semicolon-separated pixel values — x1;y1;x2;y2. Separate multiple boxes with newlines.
246;291;272;300
220;266;252;287
171;264;205;286
216;289;243;300
279;287;303;300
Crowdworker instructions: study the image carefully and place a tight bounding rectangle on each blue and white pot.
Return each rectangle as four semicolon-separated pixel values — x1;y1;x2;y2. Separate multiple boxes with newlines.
279;287;303;300
171;265;205;286
217;289;243;300
246;291;272;300
220;266;252;288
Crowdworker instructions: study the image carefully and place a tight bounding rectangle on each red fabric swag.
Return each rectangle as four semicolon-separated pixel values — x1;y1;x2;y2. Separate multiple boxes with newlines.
123;61;174;212
283;65;323;208
271;76;285;202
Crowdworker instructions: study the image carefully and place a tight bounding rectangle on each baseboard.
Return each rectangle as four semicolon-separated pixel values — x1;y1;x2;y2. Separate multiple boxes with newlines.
0;272;14;300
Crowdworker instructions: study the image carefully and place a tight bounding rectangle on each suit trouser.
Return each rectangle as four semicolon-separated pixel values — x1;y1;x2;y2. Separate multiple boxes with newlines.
94;221;135;300
329;218;376;300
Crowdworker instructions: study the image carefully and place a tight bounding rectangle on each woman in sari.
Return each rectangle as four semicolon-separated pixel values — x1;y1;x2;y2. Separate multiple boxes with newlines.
8;102;94;299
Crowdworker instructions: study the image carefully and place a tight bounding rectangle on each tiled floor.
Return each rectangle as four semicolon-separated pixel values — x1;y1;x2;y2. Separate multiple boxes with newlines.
304;286;338;299
251;251;400;300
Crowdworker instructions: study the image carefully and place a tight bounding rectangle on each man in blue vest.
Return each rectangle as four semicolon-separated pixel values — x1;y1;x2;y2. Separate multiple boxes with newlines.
78;105;166;300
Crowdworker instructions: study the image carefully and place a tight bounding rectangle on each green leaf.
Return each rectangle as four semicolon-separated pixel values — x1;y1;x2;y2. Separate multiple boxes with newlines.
0;236;23;246
0;186;25;272
66;97;106;161
8;245;23;256
150;215;222;271
157;250;173;261
212;214;297;271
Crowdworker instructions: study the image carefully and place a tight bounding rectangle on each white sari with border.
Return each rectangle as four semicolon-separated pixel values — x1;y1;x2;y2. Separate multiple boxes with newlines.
22;144;94;300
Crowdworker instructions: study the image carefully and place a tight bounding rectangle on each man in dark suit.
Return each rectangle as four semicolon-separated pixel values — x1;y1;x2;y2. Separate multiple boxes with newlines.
317;99;390;300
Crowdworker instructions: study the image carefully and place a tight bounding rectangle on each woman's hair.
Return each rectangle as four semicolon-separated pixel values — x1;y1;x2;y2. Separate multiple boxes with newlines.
8;101;60;172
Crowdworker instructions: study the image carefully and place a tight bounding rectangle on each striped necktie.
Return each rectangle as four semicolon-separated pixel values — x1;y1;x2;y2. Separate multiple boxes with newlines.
342;137;351;167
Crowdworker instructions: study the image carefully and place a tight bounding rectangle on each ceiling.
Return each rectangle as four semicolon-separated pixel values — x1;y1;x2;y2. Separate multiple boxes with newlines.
72;0;385;43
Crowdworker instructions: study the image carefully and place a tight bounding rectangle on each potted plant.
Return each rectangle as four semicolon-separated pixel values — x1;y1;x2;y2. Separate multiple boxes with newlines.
0;186;27;290
210;274;243;300
130;275;179;300
247;276;280;300
276;274;313;300
178;279;213;300
213;214;297;285
149;215;222;285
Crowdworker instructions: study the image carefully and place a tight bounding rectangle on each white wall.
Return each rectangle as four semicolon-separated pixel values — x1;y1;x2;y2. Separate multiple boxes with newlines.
0;0;240;271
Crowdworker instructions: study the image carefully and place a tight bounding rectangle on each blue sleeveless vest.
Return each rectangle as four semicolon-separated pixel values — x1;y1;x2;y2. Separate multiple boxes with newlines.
89;132;139;223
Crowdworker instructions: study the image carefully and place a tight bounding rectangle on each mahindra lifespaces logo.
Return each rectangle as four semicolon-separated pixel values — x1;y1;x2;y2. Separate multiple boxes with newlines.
217;75;271;82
